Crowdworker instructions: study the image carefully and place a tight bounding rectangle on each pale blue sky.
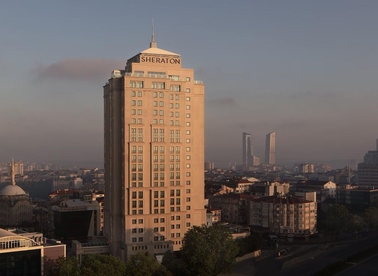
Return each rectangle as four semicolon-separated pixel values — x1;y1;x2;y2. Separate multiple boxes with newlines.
1;0;378;167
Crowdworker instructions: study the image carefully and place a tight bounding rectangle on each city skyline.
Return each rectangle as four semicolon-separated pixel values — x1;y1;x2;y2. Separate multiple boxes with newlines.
1;1;378;168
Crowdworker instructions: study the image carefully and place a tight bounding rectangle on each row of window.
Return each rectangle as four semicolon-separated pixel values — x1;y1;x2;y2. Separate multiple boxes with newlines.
132;97;192;106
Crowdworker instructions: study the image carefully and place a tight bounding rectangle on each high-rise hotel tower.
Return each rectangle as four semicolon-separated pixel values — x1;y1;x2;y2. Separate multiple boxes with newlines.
103;32;206;259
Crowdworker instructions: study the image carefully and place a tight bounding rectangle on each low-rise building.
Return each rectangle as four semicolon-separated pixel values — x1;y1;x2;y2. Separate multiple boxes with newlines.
294;180;336;203
250;181;290;197
209;193;255;224
337;185;378;212
51;198;100;241
248;195;317;237
0;228;65;276
206;208;222;226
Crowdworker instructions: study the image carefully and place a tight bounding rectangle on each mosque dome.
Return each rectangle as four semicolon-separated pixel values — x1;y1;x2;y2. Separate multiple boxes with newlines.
0;184;27;196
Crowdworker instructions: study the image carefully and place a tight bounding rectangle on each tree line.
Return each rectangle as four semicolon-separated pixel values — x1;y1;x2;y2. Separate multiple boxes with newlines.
48;224;262;276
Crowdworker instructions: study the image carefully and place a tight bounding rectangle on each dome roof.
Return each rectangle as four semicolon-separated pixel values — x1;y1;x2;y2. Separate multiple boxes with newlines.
0;185;27;196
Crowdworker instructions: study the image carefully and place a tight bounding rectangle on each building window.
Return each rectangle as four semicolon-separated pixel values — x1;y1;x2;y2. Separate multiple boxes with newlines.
137;109;142;115
130;81;136;88
186;122;191;126
138;219;143;224
186;88;190;93
131;100;136;106
186;97;191;101
170;85;181;92
132;219;137;224
153;92;158;98
138;91;142;97
186;77;191;81
153;101;158;107
131;91;136;97
137;81;144;88
186;113;191;118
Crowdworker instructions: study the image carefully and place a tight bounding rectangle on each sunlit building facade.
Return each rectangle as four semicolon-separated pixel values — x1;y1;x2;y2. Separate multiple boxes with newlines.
103;33;206;259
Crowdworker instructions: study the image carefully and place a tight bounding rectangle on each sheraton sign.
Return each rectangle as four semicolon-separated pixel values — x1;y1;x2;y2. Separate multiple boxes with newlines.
141;56;181;64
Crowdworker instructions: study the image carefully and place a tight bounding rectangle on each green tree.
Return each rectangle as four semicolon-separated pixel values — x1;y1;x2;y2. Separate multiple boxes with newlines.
364;207;378;231
80;254;127;276
236;233;263;257
162;250;185;275
349;214;365;233
48;256;80;276
125;252;171;276
325;204;352;237
181;224;239;276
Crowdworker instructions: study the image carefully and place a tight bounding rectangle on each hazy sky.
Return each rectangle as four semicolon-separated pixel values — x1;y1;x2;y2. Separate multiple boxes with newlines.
1;0;378;168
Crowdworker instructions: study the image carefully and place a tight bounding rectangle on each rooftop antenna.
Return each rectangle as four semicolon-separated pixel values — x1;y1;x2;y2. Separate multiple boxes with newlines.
150;18;157;48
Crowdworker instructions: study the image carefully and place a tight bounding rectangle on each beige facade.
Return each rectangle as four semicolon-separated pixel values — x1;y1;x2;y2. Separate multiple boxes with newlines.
103;37;206;259
248;196;317;236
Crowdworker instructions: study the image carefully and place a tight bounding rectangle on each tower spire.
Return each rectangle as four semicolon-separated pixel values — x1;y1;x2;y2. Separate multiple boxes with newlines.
11;158;16;185
150;18;157;48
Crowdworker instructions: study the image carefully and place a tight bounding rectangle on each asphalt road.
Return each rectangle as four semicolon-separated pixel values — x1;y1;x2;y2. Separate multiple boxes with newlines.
279;235;378;276
337;254;378;276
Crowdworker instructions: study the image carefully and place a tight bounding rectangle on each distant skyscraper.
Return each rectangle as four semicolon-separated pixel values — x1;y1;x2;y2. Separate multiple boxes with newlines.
242;132;253;167
358;149;378;187
103;30;206;259
204;161;215;170
265;132;276;165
